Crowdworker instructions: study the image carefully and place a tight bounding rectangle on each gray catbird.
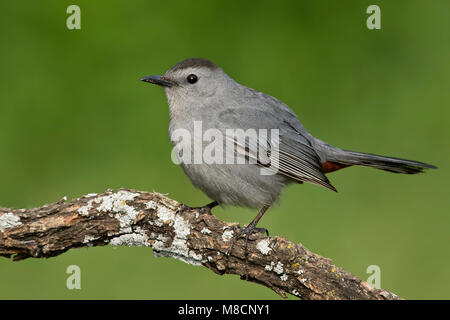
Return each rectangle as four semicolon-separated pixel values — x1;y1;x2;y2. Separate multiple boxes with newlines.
141;58;436;247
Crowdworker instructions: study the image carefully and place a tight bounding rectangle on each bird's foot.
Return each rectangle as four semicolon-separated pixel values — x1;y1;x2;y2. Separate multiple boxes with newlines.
226;224;269;255
196;205;214;215
177;201;218;215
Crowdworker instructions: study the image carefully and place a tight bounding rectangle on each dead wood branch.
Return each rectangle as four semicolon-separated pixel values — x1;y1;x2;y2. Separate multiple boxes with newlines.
0;188;399;300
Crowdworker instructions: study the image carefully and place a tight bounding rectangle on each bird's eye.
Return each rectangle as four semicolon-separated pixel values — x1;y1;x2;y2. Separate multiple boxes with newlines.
187;74;198;84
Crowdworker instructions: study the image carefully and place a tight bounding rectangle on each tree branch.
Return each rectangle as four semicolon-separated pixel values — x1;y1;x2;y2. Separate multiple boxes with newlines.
0;188;399;300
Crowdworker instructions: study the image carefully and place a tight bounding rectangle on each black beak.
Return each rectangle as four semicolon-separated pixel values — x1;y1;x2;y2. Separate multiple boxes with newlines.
140;75;177;87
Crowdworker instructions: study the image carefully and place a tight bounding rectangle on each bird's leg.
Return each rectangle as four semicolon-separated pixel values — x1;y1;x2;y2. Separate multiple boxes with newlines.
226;205;271;255
200;200;219;214
178;200;218;215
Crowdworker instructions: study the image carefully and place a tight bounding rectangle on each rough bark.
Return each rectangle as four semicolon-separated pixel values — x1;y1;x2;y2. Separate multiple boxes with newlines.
0;188;399;300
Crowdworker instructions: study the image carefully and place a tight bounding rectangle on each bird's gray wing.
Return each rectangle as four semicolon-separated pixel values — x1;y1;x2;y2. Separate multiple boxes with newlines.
217;106;336;191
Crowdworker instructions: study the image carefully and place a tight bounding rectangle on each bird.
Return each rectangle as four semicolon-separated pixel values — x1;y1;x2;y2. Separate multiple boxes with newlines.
141;57;437;250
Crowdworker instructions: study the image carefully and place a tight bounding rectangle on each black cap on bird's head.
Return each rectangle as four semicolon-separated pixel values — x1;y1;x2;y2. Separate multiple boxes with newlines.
140;58;219;88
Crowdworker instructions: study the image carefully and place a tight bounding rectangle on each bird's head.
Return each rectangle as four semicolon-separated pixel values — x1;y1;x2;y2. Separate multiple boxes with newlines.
141;58;235;109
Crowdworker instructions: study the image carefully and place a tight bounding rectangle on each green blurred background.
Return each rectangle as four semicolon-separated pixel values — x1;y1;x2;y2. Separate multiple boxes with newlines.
0;0;449;299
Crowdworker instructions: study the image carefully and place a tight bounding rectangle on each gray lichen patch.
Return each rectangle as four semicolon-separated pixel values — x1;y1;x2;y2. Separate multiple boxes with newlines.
0;212;22;232
85;193;98;197
110;233;150;247
265;262;275;271
145;200;158;210
264;261;284;274
83;235;98;245
153;249;203;266
77;190;141;233
150;204;204;266
222;228;234;242
201;227;212;234
78;199;94;216
273;261;284;275
256;238;272;255
97;191;140;230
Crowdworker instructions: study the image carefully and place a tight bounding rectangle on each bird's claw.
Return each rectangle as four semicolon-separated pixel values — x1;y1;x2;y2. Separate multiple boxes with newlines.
198;205;214;215
225;225;269;255
177;203;214;215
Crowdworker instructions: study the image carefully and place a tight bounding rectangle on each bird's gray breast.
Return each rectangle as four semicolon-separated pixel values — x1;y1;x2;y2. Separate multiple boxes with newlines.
167;102;287;209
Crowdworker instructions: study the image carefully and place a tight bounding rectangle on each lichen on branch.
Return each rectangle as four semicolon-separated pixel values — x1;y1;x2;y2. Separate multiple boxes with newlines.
0;188;399;300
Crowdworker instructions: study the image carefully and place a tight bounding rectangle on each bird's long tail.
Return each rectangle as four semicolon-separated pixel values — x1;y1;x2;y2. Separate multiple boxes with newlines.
329;149;437;174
